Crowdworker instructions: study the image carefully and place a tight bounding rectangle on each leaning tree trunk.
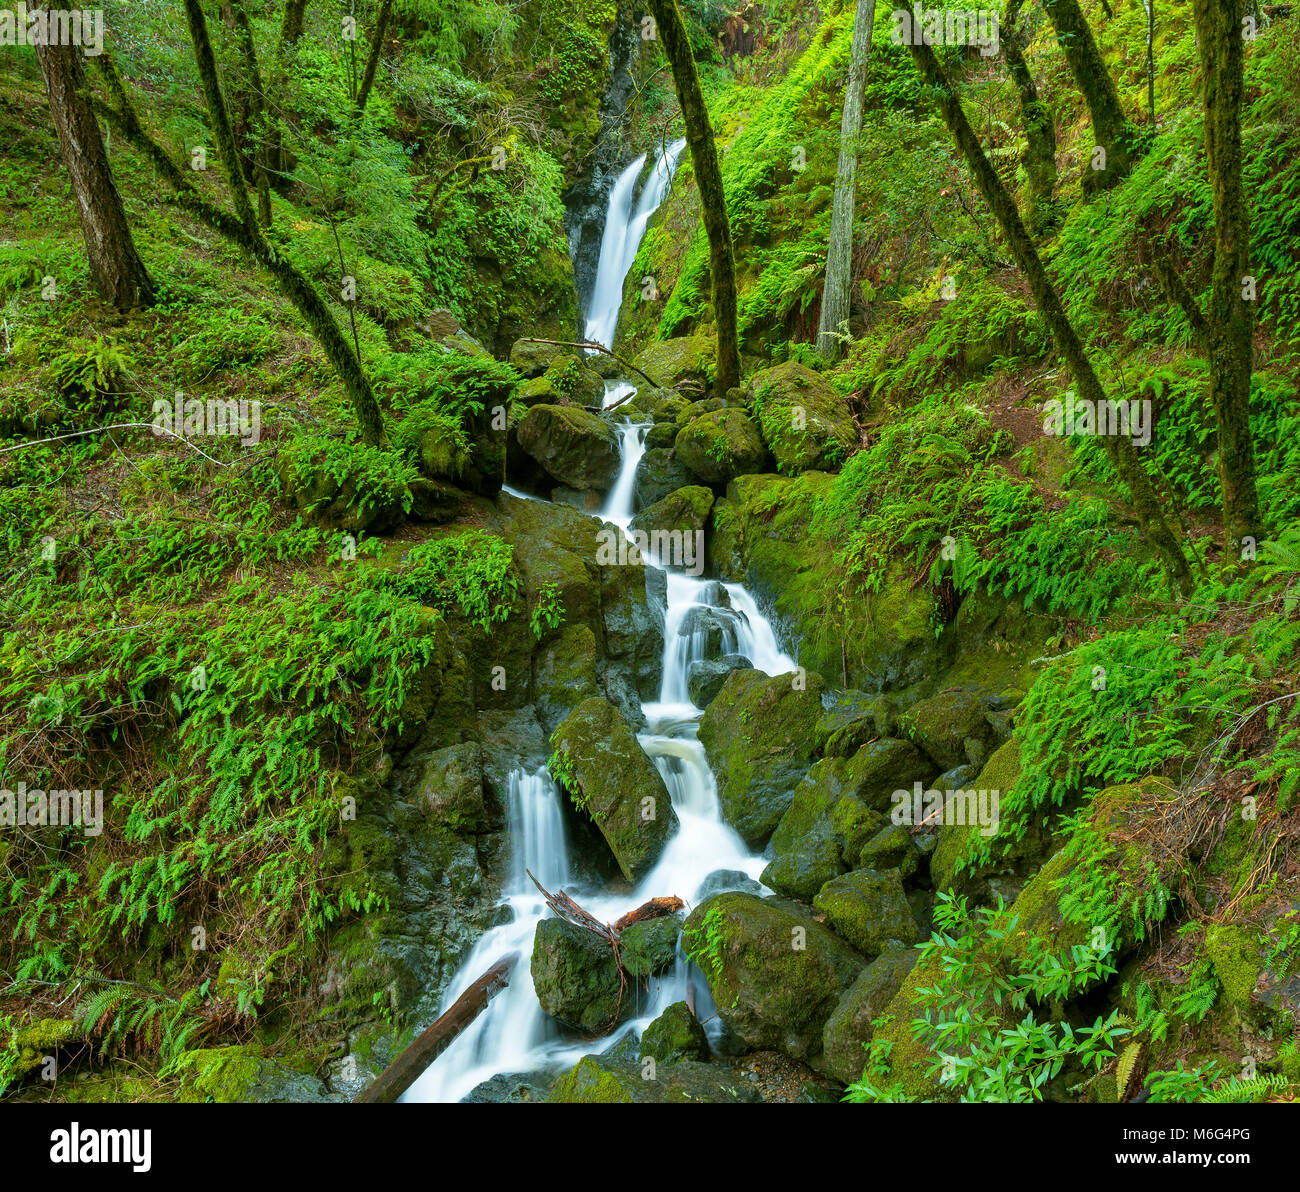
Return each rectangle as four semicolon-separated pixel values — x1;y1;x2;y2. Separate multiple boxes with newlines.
1192;0;1262;551
1041;0;1141;189
168;0;388;446
908;39;1191;591
816;0;876;360
1144;0;1156;125
355;0;393;113
35;38;153;311
1004;0;1059;234
647;0;741;396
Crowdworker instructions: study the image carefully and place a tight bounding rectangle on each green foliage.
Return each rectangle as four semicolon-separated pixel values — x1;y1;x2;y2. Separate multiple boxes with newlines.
846;894;1131;1103
372;529;519;631
280;433;419;520
529;581;565;640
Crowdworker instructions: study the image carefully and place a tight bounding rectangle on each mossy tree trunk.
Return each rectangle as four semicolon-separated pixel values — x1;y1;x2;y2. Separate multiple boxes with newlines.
1004;0;1059;234
230;0;272;226
1041;0;1142;189
647;0;741;395
267;0;310;183
908;40;1191;591
95;2;387;446
816;0;876;361
356;0;393;114
1192;0;1262;550
35;36;154;311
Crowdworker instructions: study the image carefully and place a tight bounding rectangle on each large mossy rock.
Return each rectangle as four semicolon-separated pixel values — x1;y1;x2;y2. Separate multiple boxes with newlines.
697;668;826;848
515;404;619;491
633;334;715;389
683;893;866;1062
813;868;920;957
413;742;490;833
640;1001;710;1064
633;447;694;511
867;955;961;1102
550;697;679;881
172;1045;333;1103
539;354;605;406
619;915;682;978
277;442;410;535
628;485;714;538
749;360;856;474
675;409;771;486
819;947;919;1084
710;473;950;693
509;337;568;377
762;739;935;900
901;686;1005;772
531;917;630;1033
548;1054;759;1103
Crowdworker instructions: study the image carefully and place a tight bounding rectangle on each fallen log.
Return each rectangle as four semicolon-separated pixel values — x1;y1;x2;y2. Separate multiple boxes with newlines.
612;895;686;934
354;953;517;1104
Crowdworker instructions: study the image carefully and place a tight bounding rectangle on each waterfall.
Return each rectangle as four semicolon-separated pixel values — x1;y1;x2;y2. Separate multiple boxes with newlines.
403;143;799;1103
582;139;686;351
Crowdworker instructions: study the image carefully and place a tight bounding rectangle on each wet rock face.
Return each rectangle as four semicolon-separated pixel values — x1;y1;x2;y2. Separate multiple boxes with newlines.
564;10;640;316
549;1054;761;1103
633;447;694;510
686;654;753;708
818;948;919;1085
641;1001;710;1064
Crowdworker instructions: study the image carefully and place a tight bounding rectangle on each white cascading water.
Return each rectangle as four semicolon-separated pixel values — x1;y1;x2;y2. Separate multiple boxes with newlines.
405;144;795;1103
582;139;687;352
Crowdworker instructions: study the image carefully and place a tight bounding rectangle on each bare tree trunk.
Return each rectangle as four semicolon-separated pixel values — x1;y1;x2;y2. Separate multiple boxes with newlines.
1004;0;1059;234
1192;0;1262;550
355;0;393;114
816;0;876;360
35;38;154;311
1041;0;1142;189
907;40;1191;591
647;0;741;395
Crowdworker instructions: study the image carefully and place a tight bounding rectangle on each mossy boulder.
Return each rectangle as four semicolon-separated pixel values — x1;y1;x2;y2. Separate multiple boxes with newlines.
633;334;715;389
816;689;899;757
710;474;950;692
868;955;960;1101
540;354;605;406
171;1044;332;1103
531;917;630;1033
901;686;1003;772
641;1001;710;1064
548;1054;759;1103
619;915;682;978
515;404;619;491
550;697;679;881
633;447;694;510
814;868;920;957
675;409;771;486
645;420;680;448
277;444;410;535
762;739;933;900
509;337;568;377
857;822;923;879
628;485;714;538
749;361;856;474
818;947;919;1084
7;1018;75;1084
686;655;753;708
683;893;866;1062
697;668;827;848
